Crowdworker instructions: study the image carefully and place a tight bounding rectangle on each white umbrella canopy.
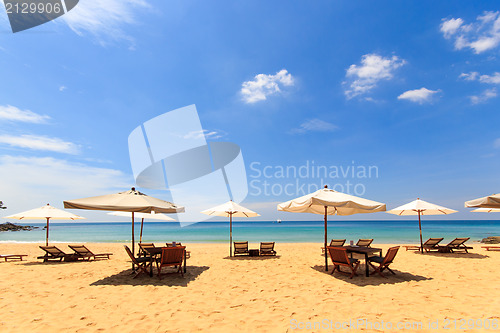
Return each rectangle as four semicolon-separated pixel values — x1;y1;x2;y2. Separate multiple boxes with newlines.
64;187;184;256
4;204;85;245
64;188;185;214
201;201;260;218
277;186;386;271
201;200;260;256
107;211;176;243
471;208;500;213
387;198;457;253
465;193;500;209
387;199;457;216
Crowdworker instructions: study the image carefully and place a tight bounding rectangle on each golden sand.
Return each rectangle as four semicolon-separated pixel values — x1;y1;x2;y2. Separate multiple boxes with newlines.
0;243;498;332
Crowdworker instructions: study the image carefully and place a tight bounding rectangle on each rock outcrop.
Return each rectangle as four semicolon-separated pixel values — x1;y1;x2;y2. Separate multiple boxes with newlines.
0;222;38;232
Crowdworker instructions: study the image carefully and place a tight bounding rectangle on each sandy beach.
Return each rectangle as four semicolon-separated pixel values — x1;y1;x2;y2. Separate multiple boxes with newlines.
0;242;498;332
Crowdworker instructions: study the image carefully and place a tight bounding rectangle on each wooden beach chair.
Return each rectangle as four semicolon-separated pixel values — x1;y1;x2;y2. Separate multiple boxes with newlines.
124;245;152;279
260;242;277;256
326;246;360;279
138;243;155;257
321;239;345;254
441;237;473;253
0;254;28;261
234;241;249;256
166;242;191;259
403;237;444;252
356;239;373;247
37;246;76;262
157;246;185;279
367;246;400;278
68;245;112;260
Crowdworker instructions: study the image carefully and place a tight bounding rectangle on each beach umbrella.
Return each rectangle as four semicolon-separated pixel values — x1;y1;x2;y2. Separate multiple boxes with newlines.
387;198;457;253
465;193;500;209
107;211;176;243
471;208;500;213
201;200;260;257
4;204;85;245
64;187;184;257
277;185;386;271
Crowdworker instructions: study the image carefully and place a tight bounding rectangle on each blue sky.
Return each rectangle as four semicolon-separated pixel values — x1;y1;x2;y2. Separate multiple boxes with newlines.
0;1;500;222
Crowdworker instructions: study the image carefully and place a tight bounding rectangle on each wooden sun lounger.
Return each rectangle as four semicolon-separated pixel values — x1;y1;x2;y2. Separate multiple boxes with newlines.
260;242;277;256
482;246;500;251
234;241;249;256
403;238;444;252
0;254;28;261
37;246;79;262
68;245;112;260
439;237;473;253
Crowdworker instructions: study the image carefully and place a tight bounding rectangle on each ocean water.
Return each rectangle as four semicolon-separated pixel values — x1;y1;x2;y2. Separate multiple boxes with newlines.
0;220;499;244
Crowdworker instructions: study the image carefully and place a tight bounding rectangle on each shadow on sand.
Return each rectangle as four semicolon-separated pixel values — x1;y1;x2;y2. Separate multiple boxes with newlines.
311;264;431;286
407;251;489;259
90;265;210;287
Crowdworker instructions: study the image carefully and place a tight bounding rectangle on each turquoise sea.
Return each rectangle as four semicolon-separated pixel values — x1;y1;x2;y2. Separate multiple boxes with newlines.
0;220;499;244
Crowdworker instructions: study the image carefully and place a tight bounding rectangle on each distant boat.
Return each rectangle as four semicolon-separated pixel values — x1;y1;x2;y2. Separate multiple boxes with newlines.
277;219;282;223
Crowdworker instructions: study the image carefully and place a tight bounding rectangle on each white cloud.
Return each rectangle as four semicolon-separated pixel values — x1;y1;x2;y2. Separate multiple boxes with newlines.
0;155;132;221
291;119;338;134
470;88;497;104
440;18;464;38
460;71;500;84
0;134;80;154
241;69;295;103
0;105;50;123
344;54;406;99
182;129;224;140
397;88;439;104
59;86;67;92
62;0;150;46
479;73;500;84
441;11;500;54
459;72;480;81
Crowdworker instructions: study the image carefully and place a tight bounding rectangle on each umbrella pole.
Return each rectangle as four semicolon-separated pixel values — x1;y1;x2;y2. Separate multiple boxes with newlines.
418;211;424;254
230;214;233;257
324;206;328;271
132;212;135;271
140;218;144;243
45;217;49;246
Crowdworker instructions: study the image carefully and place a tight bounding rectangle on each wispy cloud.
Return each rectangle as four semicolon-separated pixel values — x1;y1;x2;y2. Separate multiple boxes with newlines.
470;88;497;104
0;134;80;154
62;0;150;47
397;88;439;104
59;85;67;92
182;129;224;140
344;54;406;99
0;155;131;220
460;71;500;84
441;11;500;54
291;119;338;134
241;69;295;103
0;105;50;123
